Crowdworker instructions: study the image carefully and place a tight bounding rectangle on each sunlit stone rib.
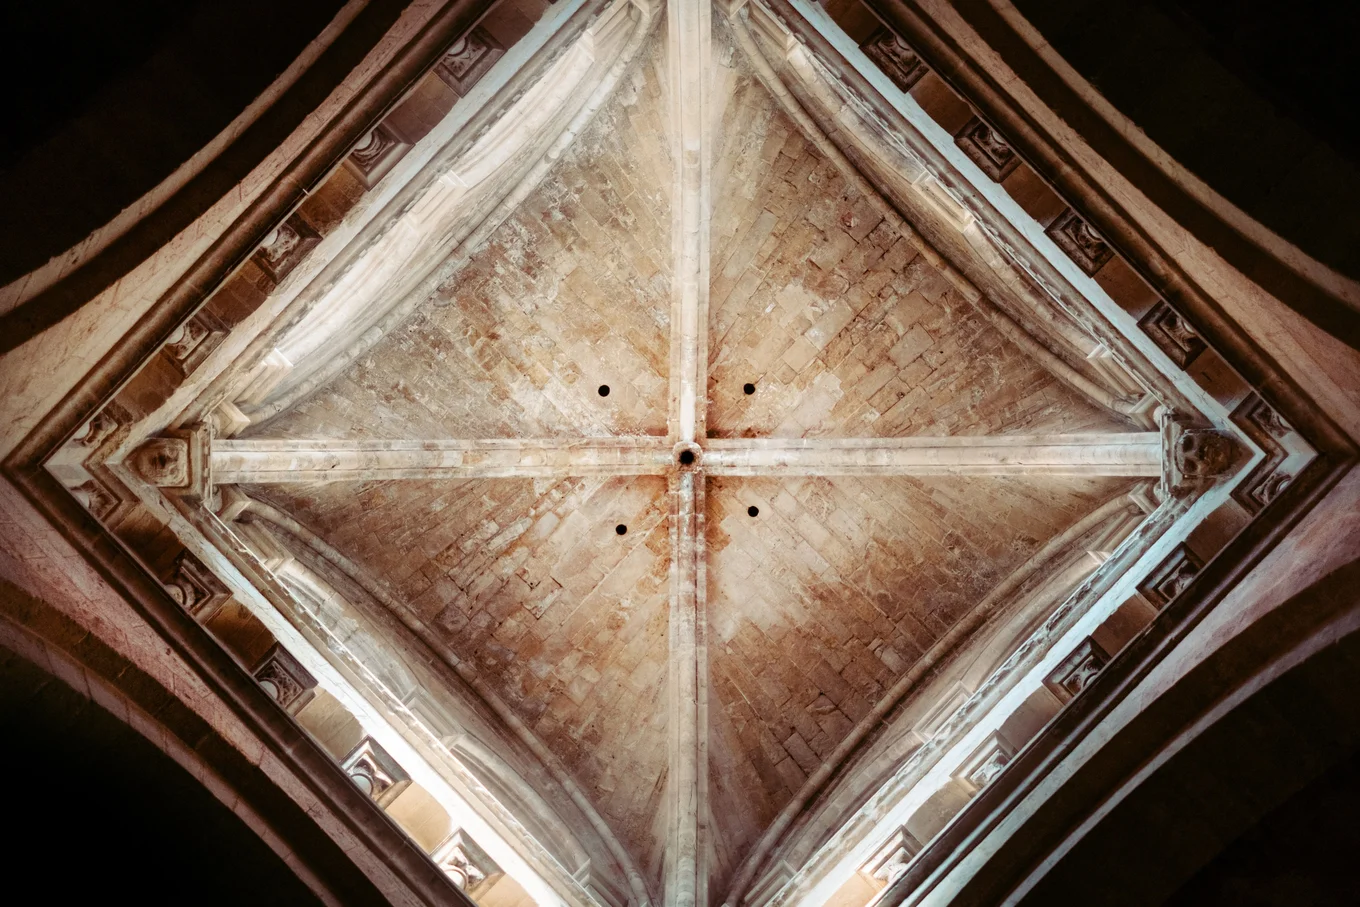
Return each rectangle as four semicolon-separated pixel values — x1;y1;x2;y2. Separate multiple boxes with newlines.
702;433;1162;476
211;438;674;483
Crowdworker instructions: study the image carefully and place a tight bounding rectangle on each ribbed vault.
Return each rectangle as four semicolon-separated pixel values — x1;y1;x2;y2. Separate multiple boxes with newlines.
146;1;1210;905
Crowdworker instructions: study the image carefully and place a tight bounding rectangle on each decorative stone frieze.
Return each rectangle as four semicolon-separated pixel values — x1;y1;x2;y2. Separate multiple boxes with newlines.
1044;637;1109;703
1138;299;1207;369
163;310;226;377
432;830;501;892
252;213;320;287
860;28;928;93
163;550;231;619
1231;393;1301;514
954;731;1016;793
1138;543;1203;609
954;116;1021;182
341;736;410;807
435;28;504;95
862;827;923;884
1046;207;1114;275
346;122;408;188
252;643;318;714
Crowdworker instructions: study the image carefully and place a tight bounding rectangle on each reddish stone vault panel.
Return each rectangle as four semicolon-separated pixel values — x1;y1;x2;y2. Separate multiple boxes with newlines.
248;475;673;882
707;67;1126;440
703;473;1136;886
251;39;674;442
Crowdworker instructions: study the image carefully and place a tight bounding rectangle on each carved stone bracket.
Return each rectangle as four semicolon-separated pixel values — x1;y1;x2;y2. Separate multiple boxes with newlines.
72;410;120;450
1138;542;1203;609
1231;393;1301;514
128;425;214;503
954;731;1016;793
432;830;502;893
860;28;928;93
252;213;320;287
162;550;232;620
252;643;318;714
1046;207;1114;275
163;310;227;378
435;27;505;95
1043;637;1109;703
954;116;1021;182
1162;416;1239;496
70;476;120;521
1138;299;1207;369
345;122;409;188
341;736;411;808
862;827;924;884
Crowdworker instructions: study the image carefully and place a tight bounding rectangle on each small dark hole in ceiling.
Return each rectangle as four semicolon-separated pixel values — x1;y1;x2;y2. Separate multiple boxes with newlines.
615;524;628;535
748;506;759;517
743;383;756;395
598;385;610;397
678;449;696;466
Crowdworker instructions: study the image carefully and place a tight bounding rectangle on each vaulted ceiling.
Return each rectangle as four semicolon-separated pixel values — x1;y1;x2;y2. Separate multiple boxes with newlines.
41;1;1299;906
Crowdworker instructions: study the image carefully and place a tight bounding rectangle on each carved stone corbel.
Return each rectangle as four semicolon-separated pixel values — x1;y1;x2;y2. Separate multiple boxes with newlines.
252;643;318;714
128;424;214;505
1161;415;1239;497
1043;637;1109;703
432;830;502;893
162;550;231;620
954;731;1016;793
1138;543;1203;609
862;827;924;884
341;737;411;808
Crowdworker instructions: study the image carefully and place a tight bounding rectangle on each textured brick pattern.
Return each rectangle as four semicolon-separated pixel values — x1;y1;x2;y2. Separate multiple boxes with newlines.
704;473;1133;883
707;71;1126;439
252;476;672;881
257;49;674;441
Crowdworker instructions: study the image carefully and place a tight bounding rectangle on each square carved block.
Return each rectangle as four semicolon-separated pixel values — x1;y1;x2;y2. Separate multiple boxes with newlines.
1231;393;1297;514
346;122;409;189
955;116;1021;182
252;213;320;287
252;643;318;714
1043;637;1109;703
341;736;411;808
1139;299;1207;369
435;27;504;95
1138;542;1204;609
954;730;1016;793
162;550;231;620
860;28;929;93
1046;207;1114;275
